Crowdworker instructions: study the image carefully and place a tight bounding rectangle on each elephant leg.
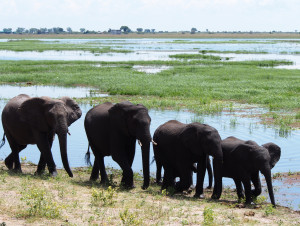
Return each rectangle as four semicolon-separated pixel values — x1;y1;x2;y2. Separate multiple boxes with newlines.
176;167;192;192
36;132;57;177
156;161;163;184
127;138;136;167
206;157;213;189
90;157;100;181
242;178;253;204
4;132;26;172
161;167;175;190
112;153;134;188
36;153;47;175
195;155;207;199
233;178;245;201
251;171;262;197
36;133;54;175
99;155;108;184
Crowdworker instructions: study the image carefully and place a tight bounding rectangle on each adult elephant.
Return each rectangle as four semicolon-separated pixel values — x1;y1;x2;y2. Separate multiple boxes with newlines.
84;101;154;189
220;136;281;206
153;120;223;199
0;94;82;177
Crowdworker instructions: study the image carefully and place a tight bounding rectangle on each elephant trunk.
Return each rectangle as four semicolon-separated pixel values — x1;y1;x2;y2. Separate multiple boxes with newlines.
262;167;276;207
57;119;73;177
138;130;151;190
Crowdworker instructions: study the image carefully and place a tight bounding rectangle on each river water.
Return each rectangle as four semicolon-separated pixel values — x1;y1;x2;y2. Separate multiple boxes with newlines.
1;38;300;68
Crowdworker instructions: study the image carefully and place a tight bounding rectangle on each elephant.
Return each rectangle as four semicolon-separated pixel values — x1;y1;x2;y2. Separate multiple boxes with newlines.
219;136;281;206
0;94;82;177
84;101;155;189
153;120;223;199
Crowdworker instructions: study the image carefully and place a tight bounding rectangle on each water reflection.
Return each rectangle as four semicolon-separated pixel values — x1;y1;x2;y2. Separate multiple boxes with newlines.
0;101;299;209
0;84;107;99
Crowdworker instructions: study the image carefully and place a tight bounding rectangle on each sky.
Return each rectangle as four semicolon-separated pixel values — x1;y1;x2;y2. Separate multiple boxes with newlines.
1;0;300;32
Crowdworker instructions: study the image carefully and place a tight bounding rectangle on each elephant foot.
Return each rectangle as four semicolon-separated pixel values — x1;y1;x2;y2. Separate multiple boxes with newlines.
194;193;205;199
206;186;212;189
12;168;22;174
4;158;13;170
90;176;99;182
141;182;149;190
35;169;46;176
211;193;221;199
49;169;58;177
121;183;135;190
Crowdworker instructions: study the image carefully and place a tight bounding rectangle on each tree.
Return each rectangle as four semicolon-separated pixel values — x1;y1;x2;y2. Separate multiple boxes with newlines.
40;28;47;34
29;28;38;34
137;28;143;33
151;29;155;33
80;28;85;33
16;27;25;34
120;26;131;34
191;28;197;34
3;28;12;34
67;27;72;33
144;29;150;33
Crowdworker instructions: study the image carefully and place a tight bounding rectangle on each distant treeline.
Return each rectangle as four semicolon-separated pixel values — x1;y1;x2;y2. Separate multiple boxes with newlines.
1;27;300;35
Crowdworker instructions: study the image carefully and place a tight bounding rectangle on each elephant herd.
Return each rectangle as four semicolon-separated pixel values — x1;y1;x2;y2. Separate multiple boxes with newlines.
0;95;281;207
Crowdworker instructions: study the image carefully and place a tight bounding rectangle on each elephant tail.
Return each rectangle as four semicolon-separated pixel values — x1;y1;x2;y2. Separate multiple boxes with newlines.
85;144;92;166
0;133;5;149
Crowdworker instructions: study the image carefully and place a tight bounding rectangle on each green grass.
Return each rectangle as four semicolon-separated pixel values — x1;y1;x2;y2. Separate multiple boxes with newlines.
199;49;268;54
0;39;131;53
0;60;298;112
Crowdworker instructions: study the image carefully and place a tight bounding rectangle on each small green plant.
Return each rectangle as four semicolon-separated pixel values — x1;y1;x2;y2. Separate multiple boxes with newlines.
230;118;238;128
119;208;142;225
254;195;267;205
91;186;117;207
181;219;189;225
20;187;62;219
203;206;214;225
20;156;27;163
264;204;275;216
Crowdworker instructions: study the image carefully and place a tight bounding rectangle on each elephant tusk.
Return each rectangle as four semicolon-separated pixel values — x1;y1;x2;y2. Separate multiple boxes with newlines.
67;130;71;136
138;140;142;147
152;140;158;146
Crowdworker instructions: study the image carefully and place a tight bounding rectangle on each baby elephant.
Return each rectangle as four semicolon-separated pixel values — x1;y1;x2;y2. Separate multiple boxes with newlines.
221;137;281;206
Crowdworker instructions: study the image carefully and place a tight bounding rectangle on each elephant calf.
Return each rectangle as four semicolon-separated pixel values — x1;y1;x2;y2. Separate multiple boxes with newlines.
220;136;281;206
1;94;82;177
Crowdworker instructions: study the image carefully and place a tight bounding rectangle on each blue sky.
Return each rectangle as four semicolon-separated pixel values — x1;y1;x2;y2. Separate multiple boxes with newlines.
1;0;299;32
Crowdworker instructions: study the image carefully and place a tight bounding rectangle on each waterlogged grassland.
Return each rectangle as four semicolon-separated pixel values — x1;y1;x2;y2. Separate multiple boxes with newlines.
0;58;299;128
0;40;131;53
0;162;299;225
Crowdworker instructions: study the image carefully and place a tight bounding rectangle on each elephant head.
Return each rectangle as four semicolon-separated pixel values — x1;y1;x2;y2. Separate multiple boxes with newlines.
234;144;277;206
261;142;281;169
18;96;82;177
180;123;223;198
109;101;152;189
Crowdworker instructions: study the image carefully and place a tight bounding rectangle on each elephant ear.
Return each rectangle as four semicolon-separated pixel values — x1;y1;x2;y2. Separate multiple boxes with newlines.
59;96;82;126
108;101;133;135
262;142;281;169
180;125;199;155
18;97;54;132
